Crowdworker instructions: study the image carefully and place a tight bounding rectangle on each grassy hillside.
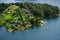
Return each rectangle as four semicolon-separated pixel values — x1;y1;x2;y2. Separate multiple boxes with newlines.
0;2;60;32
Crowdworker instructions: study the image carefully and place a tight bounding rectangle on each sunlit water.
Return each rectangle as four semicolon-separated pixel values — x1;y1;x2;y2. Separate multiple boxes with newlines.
0;0;60;40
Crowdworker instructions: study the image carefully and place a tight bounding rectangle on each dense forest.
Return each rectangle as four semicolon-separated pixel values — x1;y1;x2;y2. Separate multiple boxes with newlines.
0;2;60;32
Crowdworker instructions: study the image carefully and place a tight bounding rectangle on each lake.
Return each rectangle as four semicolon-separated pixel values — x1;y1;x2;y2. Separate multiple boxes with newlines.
0;0;60;40
0;17;60;40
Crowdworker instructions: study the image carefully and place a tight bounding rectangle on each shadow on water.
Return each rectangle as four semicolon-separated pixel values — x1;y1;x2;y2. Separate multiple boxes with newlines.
44;16;59;21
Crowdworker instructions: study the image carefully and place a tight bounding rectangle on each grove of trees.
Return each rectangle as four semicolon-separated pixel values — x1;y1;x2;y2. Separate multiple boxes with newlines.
0;2;60;32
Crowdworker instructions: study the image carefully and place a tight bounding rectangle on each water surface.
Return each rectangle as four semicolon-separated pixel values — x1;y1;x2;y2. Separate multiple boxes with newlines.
0;16;60;40
0;0;60;40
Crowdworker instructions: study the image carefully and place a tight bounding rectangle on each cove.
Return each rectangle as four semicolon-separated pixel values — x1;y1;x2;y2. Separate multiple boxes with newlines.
0;0;60;40
0;17;60;40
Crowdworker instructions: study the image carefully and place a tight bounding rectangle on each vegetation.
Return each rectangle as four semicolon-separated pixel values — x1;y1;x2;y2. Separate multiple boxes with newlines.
0;2;59;32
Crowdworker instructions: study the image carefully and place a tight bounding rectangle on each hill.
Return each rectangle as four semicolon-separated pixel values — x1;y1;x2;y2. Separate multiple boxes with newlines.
0;2;60;32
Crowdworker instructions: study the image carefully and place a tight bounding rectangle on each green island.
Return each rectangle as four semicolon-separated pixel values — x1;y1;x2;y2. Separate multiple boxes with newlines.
0;2;60;32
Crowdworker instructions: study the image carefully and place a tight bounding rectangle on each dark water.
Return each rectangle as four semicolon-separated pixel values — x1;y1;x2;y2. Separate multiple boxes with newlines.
0;17;60;40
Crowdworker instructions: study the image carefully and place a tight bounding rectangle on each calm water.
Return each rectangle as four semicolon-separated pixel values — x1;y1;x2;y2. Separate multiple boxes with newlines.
0;17;60;40
0;0;60;40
